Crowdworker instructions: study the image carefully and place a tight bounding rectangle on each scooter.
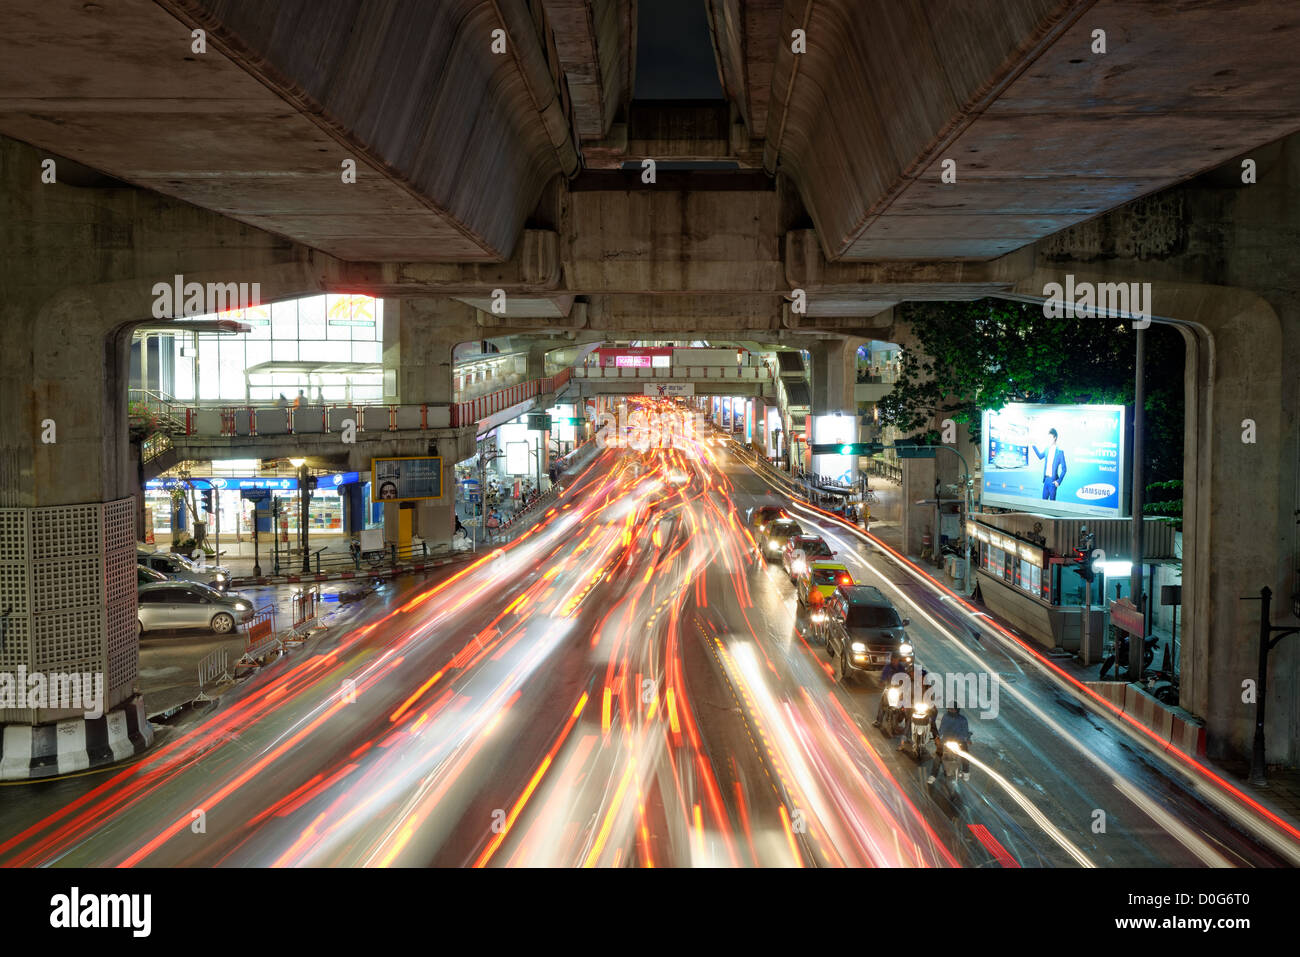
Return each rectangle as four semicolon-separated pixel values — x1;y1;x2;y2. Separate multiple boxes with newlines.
928;737;972;792
899;699;935;761
1098;634;1159;680
875;684;908;739
1145;668;1180;706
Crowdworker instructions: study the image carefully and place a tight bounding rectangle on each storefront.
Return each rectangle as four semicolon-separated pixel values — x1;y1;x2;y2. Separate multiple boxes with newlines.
968;521;1049;603
145;471;371;544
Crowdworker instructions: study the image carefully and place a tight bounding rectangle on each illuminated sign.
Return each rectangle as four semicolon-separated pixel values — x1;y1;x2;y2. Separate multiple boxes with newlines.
981;403;1126;518
371;456;443;502
615;355;652;368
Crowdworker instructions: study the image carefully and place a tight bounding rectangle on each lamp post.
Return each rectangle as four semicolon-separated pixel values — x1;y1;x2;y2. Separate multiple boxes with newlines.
1242;586;1300;787
1127;325;1147;678
297;461;312;574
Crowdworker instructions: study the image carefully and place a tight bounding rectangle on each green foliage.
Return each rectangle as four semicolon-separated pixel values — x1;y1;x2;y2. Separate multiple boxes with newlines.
878;299;1185;483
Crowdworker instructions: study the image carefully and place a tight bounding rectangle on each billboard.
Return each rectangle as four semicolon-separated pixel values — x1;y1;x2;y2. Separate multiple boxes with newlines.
371;456;444;502
811;414;857;484
981;403;1126;517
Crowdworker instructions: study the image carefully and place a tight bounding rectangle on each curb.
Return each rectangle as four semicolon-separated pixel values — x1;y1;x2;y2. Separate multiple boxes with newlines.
0;696;154;781
229;554;468;588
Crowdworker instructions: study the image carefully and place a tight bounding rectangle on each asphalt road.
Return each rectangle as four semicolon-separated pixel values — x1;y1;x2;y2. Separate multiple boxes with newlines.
0;428;1293;867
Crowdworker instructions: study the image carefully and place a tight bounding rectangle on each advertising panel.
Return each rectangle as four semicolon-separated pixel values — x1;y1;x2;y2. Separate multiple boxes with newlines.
981;403;1126;517
371;456;444;502
810;413;857;483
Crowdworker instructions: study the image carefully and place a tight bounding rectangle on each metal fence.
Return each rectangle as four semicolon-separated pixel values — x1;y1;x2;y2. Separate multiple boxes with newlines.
194;647;232;702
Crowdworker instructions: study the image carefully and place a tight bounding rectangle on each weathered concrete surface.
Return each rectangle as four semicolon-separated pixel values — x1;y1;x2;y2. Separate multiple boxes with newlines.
764;0;1300;260
542;0;635;141
0;0;578;261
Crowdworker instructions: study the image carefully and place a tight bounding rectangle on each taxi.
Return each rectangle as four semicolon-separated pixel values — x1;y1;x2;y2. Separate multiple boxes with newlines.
796;560;853;607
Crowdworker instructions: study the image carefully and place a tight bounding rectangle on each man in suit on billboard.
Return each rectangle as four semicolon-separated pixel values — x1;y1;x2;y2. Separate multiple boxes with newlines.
1033;428;1067;500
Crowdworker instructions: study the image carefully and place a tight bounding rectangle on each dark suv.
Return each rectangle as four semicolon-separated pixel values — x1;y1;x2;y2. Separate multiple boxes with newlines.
820;585;910;683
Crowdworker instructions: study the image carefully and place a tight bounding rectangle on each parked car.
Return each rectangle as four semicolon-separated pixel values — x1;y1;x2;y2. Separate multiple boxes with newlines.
820;585;911;683
138;550;230;592
137;565;169;586
782;535;835;579
760;518;804;561
136;581;254;637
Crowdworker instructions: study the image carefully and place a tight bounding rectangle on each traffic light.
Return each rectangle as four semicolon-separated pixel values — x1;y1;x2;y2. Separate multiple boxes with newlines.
810;442;884;455
1071;547;1096;584
201;489;213;514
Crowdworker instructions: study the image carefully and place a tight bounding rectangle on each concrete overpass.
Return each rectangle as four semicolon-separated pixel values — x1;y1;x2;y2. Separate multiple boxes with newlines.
2;0;1299;761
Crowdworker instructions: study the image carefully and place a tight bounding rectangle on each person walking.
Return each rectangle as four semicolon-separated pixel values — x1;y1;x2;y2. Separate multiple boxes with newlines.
293;390;305;410
485;508;502;542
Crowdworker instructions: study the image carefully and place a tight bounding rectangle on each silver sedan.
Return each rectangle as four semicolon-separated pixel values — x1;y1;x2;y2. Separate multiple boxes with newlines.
137;582;254;637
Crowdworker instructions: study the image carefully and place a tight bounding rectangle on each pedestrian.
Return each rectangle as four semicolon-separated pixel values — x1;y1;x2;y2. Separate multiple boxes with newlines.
485;509;501;542
276;393;288;409
454;515;467;539
293;390;305;410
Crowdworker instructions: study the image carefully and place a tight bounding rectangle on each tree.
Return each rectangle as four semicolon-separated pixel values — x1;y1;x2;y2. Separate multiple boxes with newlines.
877;299;1185;483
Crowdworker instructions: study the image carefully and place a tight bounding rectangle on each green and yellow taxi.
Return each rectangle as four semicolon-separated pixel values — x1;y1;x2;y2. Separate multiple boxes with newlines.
796;560;854;608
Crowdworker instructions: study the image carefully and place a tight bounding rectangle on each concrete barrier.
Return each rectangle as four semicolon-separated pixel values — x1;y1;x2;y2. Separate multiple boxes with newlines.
1086;680;1206;758
0;696;153;781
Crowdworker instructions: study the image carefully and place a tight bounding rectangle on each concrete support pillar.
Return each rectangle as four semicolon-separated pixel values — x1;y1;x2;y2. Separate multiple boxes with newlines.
391;298;481;404
526;342;550;380
385;299;480;551
900;456;937;559
809;337;864;483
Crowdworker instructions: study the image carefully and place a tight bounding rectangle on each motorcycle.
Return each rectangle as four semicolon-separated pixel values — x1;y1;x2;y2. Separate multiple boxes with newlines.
1098;634;1159;680
899;698;935;761
929;737;972;793
1145;668;1180;706
876;683;908;739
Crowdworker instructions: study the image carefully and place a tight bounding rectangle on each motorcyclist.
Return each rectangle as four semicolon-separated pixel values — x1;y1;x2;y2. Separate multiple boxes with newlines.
928;703;973;783
872;652;910;729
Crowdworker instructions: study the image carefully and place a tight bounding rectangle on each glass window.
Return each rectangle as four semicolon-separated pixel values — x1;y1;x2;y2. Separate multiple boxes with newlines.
271;298;298;340
299;295;327;342
300;339;334;363
245;304;272;339
351;341;380;363
138;589;167;604
846;605;902;628
218;337;247;400
245;339;271;371
175;588;206;604
272;339;299;362
197;335;222;400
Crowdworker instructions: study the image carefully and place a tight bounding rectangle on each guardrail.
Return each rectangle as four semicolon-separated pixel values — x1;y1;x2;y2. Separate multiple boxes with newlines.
239;602;280;664
144;369;575;438
194;647;232;702
575;365;771;380
866;458;903;486
451;368;572;428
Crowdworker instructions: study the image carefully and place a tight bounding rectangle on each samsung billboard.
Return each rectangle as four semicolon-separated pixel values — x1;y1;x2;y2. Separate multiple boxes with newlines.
981;403;1127;518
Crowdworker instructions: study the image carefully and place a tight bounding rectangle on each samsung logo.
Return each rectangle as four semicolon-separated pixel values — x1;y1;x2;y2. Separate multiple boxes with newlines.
1076;484;1116;501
